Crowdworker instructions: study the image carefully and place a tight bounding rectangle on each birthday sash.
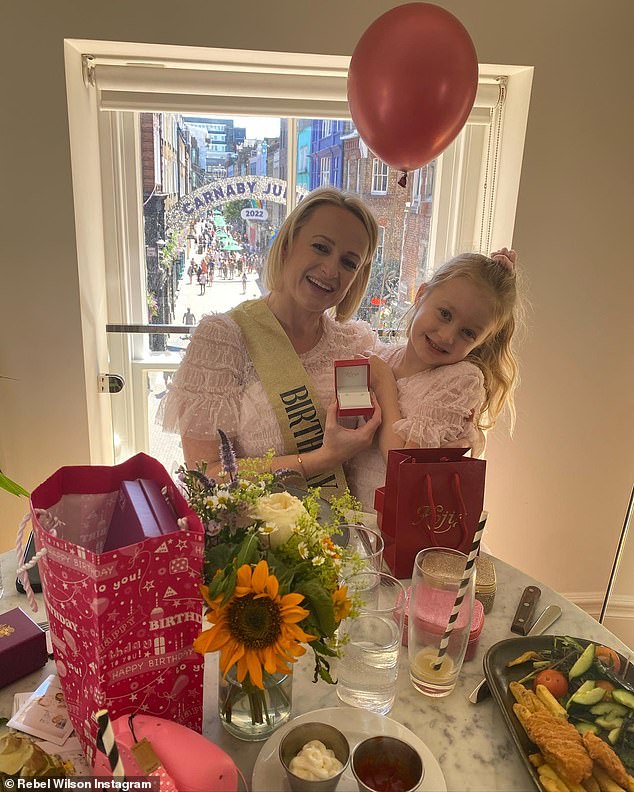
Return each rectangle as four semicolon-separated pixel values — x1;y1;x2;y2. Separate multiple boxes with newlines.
229;299;347;494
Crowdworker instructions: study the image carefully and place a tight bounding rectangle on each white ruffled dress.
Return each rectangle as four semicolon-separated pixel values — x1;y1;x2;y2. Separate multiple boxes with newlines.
160;309;377;463
161;312;485;512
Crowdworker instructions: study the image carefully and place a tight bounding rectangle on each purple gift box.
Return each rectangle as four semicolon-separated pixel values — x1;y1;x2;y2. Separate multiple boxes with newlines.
102;478;180;552
0;607;48;688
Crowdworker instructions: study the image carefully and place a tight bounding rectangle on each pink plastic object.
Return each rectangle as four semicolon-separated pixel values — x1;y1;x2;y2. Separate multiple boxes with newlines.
398;587;484;660
92;714;239;792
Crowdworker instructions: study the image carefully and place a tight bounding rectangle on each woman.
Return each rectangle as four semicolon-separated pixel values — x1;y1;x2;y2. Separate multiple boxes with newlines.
161;188;382;498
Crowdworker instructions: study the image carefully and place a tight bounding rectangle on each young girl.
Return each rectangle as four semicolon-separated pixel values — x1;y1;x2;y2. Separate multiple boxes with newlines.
346;248;519;512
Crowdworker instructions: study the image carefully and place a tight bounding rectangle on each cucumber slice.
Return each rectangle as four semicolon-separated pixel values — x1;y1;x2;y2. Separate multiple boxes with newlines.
595;716;624;730
575;721;600;736
590;702;629;717
608;726;622;744
569;687;606;707
612;690;634;709
566;680;596;710
569;643;596;679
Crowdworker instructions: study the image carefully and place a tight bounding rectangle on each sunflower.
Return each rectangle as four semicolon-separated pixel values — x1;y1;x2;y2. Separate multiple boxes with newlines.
193;559;316;689
332;585;352;623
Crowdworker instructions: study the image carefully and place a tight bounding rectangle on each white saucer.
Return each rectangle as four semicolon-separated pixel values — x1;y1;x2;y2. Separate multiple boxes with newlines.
251;706;447;792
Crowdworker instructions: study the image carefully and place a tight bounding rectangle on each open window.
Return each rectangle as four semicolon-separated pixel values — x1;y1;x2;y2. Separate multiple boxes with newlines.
65;40;533;471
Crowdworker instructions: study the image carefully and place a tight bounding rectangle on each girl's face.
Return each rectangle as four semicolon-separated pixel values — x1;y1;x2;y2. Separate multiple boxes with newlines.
279;205;369;315
409;277;497;369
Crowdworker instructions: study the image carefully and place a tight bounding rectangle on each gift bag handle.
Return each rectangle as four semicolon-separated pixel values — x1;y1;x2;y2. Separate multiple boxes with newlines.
422;472;468;549
15;510;55;613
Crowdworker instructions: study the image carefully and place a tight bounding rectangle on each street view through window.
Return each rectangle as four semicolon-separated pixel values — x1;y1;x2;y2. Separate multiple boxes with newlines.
137;113;436;468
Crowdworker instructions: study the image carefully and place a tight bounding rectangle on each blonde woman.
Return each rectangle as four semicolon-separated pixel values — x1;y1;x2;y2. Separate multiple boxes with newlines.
161;188;382;495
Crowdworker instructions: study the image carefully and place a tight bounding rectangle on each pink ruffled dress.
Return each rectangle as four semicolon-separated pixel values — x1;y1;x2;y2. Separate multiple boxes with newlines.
345;345;486;511
160;310;377;467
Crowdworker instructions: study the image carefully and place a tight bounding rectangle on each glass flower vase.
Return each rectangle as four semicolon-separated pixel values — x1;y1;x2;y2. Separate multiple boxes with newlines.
218;669;292;741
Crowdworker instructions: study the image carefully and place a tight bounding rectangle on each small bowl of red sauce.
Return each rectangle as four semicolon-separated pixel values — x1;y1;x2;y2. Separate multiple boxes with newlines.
351;736;424;792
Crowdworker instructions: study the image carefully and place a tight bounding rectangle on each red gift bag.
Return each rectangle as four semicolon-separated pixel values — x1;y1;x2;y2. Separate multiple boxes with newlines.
24;453;204;763
374;448;486;578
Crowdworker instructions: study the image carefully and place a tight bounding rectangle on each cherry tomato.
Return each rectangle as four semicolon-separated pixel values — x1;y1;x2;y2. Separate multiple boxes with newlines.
532;669;569;699
595;680;616;701
596;646;621;674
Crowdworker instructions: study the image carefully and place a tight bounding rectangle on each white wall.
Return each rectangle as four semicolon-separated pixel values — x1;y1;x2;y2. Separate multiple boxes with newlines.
2;0;633;605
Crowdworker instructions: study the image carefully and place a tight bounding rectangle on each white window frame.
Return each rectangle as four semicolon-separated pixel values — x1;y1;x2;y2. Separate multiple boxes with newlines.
320;156;331;186
423;163;435;201
375;226;385;264
410;167;423;209
371;158;389;194
64;39;533;464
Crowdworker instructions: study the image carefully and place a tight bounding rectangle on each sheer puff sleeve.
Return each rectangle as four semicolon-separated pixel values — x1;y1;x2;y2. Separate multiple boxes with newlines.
321;316;378;359
393;362;486;455
159;313;245;442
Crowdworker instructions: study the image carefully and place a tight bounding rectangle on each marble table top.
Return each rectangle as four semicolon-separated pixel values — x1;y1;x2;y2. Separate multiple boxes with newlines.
1;549;631;792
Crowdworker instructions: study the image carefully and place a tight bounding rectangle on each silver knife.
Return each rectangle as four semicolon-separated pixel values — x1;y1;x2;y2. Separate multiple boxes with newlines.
468;603;562;704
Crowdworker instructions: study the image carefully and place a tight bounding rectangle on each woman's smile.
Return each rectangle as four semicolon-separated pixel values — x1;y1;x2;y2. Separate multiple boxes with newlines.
305;274;335;294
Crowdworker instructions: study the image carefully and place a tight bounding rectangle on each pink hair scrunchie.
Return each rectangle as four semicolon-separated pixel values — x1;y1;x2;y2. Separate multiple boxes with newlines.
490;247;517;273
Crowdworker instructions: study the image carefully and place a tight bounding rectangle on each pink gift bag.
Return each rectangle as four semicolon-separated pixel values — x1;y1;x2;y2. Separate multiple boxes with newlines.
27;453;204;763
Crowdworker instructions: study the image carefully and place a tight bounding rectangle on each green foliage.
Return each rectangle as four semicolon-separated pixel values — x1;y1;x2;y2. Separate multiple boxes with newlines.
224;200;250;224
178;452;364;685
0;470;29;497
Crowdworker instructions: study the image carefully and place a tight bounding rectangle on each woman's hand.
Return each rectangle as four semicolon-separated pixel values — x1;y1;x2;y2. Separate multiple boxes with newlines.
360;354;398;410
368;354;396;390
319;396;382;467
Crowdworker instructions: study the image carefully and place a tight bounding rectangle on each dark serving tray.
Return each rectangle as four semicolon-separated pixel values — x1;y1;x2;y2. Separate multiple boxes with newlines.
483;635;632;790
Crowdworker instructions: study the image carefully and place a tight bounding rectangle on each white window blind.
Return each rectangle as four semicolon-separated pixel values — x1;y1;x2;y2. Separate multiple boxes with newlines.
83;49;502;121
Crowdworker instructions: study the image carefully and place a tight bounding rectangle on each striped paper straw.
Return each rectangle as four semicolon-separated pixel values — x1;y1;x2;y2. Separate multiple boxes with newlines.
431;512;488;671
95;709;126;779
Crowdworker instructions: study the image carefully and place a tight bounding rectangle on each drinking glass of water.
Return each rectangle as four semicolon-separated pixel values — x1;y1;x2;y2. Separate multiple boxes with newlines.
338;525;384;578
335;571;406;715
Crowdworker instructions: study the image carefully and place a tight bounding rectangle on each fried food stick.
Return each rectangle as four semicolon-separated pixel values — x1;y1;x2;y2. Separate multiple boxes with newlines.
513;704;593;784
583;734;630;789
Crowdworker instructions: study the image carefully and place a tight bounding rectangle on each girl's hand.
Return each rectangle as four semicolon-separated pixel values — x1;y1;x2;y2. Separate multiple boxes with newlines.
320;396;382;466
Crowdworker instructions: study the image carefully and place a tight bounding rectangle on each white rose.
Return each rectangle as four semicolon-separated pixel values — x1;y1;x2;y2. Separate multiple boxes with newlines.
250;492;308;549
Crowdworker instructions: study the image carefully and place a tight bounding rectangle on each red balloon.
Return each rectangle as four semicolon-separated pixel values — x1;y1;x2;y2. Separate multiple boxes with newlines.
347;3;478;172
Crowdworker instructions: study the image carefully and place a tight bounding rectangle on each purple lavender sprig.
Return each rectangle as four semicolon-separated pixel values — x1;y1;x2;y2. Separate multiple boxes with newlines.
189;469;216;489
217;429;238;485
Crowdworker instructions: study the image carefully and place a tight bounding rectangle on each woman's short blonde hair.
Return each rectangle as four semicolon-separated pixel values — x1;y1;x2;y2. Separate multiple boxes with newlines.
264;187;378;322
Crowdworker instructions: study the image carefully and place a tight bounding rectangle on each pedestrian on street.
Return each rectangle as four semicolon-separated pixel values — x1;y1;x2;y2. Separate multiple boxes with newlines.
241;272;247;294
181;307;196;340
187;259;195;284
197;269;207;296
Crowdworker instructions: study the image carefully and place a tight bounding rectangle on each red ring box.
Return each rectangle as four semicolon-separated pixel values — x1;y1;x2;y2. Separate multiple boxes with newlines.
0;607;48;688
334;358;374;418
